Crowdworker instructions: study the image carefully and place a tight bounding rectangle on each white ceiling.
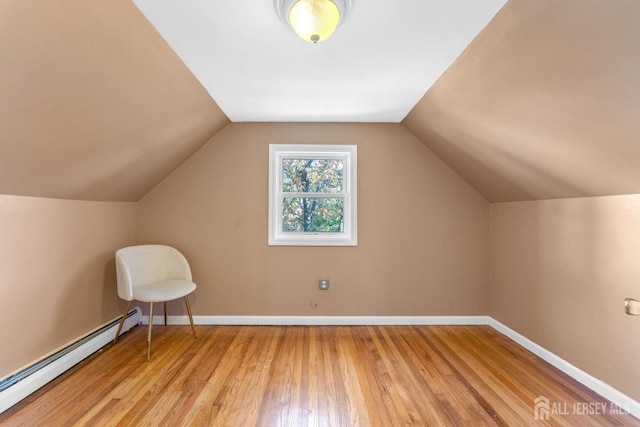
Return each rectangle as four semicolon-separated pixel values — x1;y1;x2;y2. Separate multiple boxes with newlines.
132;0;506;123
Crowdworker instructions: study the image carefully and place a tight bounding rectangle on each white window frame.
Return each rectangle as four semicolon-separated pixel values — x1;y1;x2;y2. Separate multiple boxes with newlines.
268;144;357;246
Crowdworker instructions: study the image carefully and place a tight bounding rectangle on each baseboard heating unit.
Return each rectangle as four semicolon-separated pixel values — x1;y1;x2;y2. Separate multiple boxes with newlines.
0;306;141;414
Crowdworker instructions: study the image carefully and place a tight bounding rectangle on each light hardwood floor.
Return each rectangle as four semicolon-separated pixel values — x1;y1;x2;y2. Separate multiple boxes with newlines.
1;325;638;426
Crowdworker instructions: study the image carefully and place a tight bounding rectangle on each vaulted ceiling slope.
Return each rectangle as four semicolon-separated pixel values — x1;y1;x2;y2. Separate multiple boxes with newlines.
2;1;638;203
404;0;640;202
0;0;229;202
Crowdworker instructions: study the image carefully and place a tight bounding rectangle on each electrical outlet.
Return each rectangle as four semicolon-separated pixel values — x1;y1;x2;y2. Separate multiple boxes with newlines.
319;279;330;290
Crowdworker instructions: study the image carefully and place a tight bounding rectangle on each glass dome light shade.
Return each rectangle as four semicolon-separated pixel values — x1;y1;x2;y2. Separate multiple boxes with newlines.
288;0;341;43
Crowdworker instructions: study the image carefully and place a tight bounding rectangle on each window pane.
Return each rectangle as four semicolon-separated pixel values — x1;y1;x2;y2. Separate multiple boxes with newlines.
282;159;343;193
282;197;344;232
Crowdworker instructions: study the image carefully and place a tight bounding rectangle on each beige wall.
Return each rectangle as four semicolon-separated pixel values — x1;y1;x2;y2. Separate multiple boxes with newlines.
4;121;639;406
0;195;137;378
138;123;490;317
490;195;640;401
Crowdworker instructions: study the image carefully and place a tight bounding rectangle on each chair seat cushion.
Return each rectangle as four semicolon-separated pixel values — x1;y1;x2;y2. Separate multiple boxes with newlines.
132;279;197;303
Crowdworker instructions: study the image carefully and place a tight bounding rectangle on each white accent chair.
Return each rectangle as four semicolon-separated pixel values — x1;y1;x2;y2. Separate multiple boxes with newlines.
113;245;197;361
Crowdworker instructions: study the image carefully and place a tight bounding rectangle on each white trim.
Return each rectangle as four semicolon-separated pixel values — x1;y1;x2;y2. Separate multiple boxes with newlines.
146;315;490;326
489;318;640;419
0;308;141;415
268;144;357;246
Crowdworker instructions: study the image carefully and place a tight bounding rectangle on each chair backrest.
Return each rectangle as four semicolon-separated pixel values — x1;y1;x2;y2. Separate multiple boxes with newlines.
115;245;192;300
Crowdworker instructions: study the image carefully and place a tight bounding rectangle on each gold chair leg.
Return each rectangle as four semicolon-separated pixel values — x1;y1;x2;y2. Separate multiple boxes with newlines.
184;296;196;339
164;301;167;325
147;302;153;362
113;300;132;345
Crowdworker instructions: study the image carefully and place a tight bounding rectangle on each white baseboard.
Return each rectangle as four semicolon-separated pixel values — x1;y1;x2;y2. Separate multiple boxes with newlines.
489;318;640;419
0;308;141;415
144;314;491;326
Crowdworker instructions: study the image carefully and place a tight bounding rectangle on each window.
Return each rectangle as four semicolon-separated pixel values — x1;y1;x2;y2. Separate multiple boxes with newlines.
269;144;357;246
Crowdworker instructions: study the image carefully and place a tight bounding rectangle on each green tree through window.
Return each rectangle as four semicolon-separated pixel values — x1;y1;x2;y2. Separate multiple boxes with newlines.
282;159;344;232
269;144;357;246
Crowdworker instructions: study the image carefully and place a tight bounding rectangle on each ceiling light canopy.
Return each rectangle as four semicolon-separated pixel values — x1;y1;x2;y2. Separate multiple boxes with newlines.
274;0;352;43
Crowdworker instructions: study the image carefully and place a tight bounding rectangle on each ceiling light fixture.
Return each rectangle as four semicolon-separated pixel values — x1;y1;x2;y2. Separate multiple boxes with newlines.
274;0;352;44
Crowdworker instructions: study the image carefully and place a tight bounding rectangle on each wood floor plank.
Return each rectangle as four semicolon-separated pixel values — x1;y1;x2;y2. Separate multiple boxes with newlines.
1;325;638;426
